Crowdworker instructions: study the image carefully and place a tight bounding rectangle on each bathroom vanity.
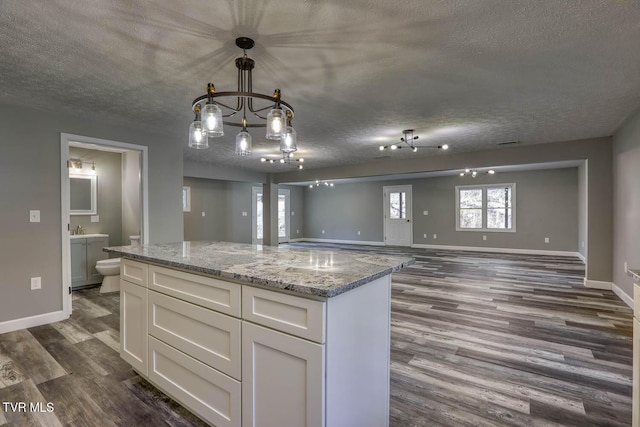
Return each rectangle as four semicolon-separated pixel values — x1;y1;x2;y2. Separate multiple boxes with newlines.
105;241;413;427
70;234;109;289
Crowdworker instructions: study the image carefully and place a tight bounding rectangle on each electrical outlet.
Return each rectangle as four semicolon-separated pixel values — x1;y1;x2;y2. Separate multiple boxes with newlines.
624;262;628;273
322;230;325;234
423;233;427;238
423;210;429;216
544;237;550;243
30;277;41;290
201;211;206;217
296;229;299;234
29;210;40;223
433;234;437;239
291;211;295;216
483;235;487;241
357;231;361;236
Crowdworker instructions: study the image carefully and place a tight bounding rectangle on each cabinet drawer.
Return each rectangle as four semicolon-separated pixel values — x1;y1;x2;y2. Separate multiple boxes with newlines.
149;265;241;317
148;290;241;380
149;337;241;427
242;286;326;343
121;259;148;287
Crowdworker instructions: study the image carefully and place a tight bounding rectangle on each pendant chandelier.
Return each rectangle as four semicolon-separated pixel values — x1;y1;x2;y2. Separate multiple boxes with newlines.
379;129;449;152
188;37;296;156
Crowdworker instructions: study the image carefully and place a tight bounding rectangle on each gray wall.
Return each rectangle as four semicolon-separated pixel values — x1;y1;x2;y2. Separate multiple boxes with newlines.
0;102;183;324
303;168;579;251
279;137;612;283
183;179;304;243
69;147;123;246
122;150;141;244
613;106;640;297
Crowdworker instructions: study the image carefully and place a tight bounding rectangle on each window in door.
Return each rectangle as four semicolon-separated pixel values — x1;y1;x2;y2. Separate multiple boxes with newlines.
389;191;406;219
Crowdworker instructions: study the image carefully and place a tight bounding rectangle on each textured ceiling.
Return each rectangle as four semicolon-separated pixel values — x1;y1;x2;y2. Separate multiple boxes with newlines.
1;0;640;174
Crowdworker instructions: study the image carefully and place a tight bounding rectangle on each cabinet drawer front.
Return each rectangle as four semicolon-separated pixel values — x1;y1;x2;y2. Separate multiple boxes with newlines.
148;291;241;380
243;286;326;343
149;265;241;317
149;337;241;427
120;279;148;376
121;259;148;287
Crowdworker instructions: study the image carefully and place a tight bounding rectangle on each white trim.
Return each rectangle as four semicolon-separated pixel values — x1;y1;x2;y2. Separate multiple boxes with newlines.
278;188;291;243
412;243;582;258
455;183;517;232
583;279;613;290
182;186;191;212
61;133;149;317
612;283;634;308
299;238;386;246
0;310;68;335
252;186;262;244
576;252;586;263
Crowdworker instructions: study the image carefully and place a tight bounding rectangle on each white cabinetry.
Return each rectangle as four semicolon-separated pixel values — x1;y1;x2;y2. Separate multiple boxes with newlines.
70;235;108;289
119;259;392;427
120;262;148;376
633;282;639;427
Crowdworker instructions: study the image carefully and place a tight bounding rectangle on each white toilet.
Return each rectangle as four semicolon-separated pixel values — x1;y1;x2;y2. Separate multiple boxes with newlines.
96;235;140;293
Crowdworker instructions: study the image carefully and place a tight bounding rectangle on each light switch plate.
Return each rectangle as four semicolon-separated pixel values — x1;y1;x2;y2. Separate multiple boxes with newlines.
291;211;295;216
90;215;99;223
202;212;206;217
31;277;41;290
242;211;247;217
423;210;429;215
29;210;40;223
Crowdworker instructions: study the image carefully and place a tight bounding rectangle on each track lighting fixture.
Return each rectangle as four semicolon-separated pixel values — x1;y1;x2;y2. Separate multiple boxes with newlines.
378;130;449;152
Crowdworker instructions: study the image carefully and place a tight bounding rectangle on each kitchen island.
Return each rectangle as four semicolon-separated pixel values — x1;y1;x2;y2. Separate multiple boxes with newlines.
105;241;413;427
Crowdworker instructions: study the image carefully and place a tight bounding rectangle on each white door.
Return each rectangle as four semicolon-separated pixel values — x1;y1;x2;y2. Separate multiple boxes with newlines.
383;185;412;247
278;189;290;243
252;188;290;244
252;187;263;244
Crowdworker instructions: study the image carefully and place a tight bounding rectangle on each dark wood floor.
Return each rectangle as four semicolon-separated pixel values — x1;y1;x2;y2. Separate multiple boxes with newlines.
0;245;633;426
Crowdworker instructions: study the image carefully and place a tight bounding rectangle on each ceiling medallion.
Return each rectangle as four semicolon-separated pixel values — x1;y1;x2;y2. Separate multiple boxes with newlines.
379;129;449;152
188;37;297;157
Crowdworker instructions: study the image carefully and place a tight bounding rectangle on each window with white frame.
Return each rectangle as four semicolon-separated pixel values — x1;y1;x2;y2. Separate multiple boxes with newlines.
456;183;516;232
182;186;191;212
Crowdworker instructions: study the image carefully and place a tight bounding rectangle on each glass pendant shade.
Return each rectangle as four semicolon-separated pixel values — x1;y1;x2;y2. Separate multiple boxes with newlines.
235;131;252;156
280;126;297;153
188;121;208;149
202;103;224;137
266;108;285;140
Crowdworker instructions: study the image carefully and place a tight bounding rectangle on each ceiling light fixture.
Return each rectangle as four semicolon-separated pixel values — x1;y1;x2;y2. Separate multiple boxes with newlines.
460;168;495;178
189;37;296;155
308;180;334;189
260;153;304;169
379;130;449;152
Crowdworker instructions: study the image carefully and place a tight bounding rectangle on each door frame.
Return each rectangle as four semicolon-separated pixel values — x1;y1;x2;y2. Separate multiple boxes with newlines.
382;185;413;247
60;133;148;316
278;189;291;243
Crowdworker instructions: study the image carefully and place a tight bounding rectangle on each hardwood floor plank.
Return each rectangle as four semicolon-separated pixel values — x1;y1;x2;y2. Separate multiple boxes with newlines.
0;330;67;386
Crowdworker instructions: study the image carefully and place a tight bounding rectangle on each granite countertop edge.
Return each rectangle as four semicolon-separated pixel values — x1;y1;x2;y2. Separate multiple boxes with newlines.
104;247;414;298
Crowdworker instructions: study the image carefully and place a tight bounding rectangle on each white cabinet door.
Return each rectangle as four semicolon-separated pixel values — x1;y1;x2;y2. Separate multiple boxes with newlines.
242;322;325;427
120;279;148;375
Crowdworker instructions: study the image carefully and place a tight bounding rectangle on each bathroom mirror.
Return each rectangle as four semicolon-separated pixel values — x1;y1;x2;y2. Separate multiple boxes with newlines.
70;173;97;215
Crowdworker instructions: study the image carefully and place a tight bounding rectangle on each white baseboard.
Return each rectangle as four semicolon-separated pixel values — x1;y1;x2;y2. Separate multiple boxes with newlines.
0;310;68;335
296;238;386;246
612;283;634;308
583;279;613;290
576;252;586;263
411;243;582;258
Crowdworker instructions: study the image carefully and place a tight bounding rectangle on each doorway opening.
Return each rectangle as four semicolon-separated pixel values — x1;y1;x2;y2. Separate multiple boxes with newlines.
252;187;290;244
60;133;148;316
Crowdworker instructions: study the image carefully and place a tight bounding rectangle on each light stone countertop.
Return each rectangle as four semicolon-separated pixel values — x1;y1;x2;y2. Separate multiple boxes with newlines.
104;241;414;298
629;269;640;282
